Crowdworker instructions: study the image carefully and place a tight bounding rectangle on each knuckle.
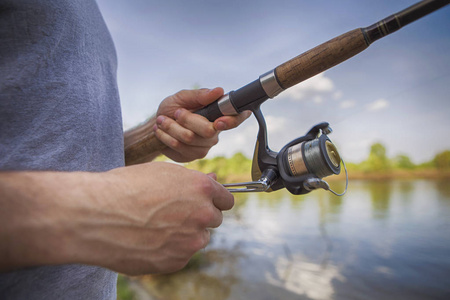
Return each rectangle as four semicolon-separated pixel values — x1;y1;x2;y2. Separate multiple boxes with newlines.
196;174;215;196
203;127;217;139
169;138;181;149
181;130;196;144
176;109;188;123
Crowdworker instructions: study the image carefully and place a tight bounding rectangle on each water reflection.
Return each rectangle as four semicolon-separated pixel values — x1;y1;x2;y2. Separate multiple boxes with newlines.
266;254;345;300
140;250;240;300
135;179;450;300
367;180;393;219
435;179;450;200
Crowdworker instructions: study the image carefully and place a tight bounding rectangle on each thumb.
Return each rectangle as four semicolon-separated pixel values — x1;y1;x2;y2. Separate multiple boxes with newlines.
198;87;224;107
174;87;224;111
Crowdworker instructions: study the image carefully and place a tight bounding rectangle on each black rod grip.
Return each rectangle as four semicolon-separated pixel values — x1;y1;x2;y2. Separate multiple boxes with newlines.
195;79;269;122
195;101;223;122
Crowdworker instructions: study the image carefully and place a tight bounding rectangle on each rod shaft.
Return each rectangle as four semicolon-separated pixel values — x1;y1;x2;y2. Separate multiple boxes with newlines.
275;0;449;90
363;0;450;44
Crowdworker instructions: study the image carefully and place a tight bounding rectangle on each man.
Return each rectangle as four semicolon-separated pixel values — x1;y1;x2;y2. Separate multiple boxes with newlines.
0;0;249;298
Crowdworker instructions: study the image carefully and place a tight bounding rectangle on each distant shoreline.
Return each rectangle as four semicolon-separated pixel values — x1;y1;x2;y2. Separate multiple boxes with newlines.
215;169;450;185
329;169;450;181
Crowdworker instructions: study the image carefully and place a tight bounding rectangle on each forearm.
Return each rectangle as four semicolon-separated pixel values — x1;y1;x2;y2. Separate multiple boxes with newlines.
0;171;108;272
123;115;163;165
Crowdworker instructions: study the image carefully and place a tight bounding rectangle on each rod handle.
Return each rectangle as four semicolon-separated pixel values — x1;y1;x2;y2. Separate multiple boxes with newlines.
275;28;369;90
195;100;223;122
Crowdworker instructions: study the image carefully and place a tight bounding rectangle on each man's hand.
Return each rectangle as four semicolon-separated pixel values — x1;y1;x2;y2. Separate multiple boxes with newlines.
87;162;234;275
154;88;251;162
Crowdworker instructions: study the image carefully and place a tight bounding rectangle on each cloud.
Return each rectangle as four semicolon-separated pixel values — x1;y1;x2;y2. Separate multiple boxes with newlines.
340;100;356;109
333;90;343;100
265;115;288;135
279;73;335;102
366;98;390;112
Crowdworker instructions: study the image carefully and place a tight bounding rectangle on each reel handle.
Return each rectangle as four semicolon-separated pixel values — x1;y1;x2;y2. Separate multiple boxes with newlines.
223;168;278;193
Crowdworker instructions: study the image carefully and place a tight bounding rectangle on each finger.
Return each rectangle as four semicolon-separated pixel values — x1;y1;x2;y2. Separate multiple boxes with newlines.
213;189;234;211
206;208;223;229
156;115;218;147
207;177;235;211
174;109;218;139
213;110;252;131
154;129;211;161
202;229;211;248
172;87;224;111
160;146;210;163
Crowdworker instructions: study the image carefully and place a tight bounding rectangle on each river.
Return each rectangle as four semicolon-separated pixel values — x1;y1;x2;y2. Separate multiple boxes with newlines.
135;179;450;300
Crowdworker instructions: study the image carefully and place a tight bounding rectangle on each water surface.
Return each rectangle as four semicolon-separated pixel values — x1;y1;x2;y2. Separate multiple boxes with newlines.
140;179;450;300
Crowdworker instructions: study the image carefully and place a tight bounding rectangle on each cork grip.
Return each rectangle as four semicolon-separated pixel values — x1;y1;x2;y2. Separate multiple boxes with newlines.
275;29;369;90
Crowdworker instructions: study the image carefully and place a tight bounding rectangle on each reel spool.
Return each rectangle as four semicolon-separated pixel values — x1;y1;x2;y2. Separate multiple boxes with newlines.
223;108;348;196
283;134;341;179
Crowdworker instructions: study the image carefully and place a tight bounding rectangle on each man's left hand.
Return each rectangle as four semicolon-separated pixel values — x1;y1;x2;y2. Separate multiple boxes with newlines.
154;88;251;162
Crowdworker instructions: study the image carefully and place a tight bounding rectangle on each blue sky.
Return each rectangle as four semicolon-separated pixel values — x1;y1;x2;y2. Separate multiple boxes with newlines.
96;0;450;163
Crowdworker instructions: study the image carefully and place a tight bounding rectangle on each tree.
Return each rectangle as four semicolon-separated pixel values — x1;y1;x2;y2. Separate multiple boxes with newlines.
433;150;450;170
393;154;415;170
364;143;391;172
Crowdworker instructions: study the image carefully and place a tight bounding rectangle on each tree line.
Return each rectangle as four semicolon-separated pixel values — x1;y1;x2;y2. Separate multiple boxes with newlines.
347;143;450;173
184;143;450;182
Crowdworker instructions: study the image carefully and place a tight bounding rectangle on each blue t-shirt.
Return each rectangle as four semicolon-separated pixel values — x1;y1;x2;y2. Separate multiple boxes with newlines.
0;0;124;298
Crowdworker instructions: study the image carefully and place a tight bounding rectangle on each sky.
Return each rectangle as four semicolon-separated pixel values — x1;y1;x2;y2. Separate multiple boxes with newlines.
96;0;450;163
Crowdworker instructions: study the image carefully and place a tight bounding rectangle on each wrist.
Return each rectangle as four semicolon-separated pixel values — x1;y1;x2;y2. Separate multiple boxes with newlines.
124;114;157;148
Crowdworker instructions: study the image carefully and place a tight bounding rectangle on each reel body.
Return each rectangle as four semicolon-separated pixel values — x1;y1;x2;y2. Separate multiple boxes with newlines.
224;107;347;196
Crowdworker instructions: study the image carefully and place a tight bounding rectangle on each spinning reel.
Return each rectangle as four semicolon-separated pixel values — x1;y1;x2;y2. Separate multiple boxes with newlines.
223;108;348;196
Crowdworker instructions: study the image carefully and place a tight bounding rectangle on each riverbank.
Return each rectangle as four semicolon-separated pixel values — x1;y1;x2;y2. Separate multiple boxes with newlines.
182;152;450;183
331;168;450;181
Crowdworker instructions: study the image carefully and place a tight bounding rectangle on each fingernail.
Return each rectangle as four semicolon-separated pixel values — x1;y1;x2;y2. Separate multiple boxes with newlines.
153;124;158;132
156;116;165;125
216;121;227;131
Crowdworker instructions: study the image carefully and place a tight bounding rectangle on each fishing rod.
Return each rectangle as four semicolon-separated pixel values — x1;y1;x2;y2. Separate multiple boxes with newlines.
125;0;449;195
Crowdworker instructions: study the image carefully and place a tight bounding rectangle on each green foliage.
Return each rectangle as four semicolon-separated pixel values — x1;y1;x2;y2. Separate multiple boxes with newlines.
362;143;391;172
183;144;450;180
417;160;435;170
393;154;415;170
186;152;252;182
116;275;137;300
433;150;450;170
